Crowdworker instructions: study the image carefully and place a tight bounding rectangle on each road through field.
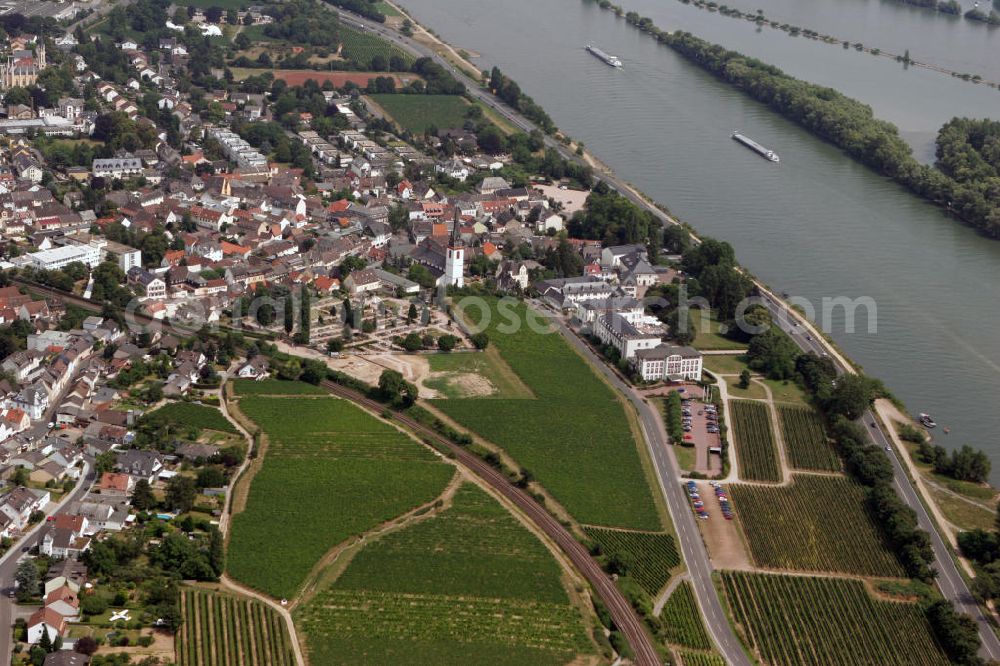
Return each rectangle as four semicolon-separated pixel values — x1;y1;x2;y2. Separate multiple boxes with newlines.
540;313;753;666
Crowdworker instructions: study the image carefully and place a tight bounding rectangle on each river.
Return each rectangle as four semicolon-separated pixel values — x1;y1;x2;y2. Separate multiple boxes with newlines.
398;0;1000;480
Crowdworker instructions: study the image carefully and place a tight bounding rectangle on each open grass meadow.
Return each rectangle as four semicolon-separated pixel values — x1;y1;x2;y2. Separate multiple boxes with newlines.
721;572;948;666
659;581;711;649
296;484;594;665
227;396;454;599
149;401;237;434
434;299;661;530
370;94;469;133
177;587;295;666
230;378;328;396
730;400;781;482
778;406;840;471
730;475;904;577
584;527;680;596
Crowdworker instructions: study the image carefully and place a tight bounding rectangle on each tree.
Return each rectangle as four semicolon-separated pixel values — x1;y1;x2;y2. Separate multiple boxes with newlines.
15;559;37;602
437;334;458;351
208;526;224;576
470;332;490;350
165;475;197;513
11;465;28;487
926;599;981;664
825;374;879;420
738;369;751;389
196;466;225;488
131;479;156;511
378;369;417;408
74;636;99;656
401;332;422;352
407;303;418;323
38;628;52;653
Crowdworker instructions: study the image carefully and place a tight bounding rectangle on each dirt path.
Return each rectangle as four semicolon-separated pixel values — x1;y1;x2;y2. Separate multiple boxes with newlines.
653;573;690;615
756;379;791;485
290;470;463;611
219;574;306;666
218;373;256;537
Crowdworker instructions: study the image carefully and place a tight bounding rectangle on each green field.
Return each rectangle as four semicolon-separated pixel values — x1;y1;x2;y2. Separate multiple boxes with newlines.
659;581;711;650
227;396;454;598
177;587;295;666
778;406;839;471
702;353;750;376
296;484;594;665
425;349;533;399
721;572;948;666
370;94;469;133
689;309;747;351
230;378;327;396
679;651;726;666
149;401;237;434
730;475;904;577
341;27;413;68
433;299;661;530
730;400;781;482
584;527;680;596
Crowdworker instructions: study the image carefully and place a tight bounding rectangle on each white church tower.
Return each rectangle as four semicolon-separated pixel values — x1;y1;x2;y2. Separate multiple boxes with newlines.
444;207;464;288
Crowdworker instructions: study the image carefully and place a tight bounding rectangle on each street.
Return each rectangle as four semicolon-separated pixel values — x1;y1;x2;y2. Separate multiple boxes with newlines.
0;458;95;666
542;310;752;666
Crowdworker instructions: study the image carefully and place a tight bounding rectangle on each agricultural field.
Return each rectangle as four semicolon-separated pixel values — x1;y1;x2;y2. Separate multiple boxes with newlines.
296;484;594;665
730;475;904;577
730;400;781;482
778;406;840;471
584;527;680;596
434;299;662;530
370;94;469;134
721;571;948;666
177;587;295;666
340;26;413;68
659;581;711;650
230;378;327;396
424;350;533;399
148;401;237;434
227;396;454;598
679;652;726;666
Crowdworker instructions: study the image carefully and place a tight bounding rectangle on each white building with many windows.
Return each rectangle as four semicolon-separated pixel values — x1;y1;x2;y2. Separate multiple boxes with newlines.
632;344;703;382
26;244;101;270
594;313;662;360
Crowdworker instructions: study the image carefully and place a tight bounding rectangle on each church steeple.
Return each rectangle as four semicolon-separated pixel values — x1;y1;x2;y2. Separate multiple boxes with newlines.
449;205;463;248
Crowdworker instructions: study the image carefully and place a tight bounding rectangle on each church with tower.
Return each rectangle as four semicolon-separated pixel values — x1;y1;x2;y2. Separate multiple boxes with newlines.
408;206;466;288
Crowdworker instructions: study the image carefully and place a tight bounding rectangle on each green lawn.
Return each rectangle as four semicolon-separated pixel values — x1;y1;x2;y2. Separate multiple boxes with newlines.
689;309;747;351
702;353;750;376
725;381;767;401
295;484;594;665
373;1;402;17
148;401;237;434
760;377;810;406
425;349;533;399
433;299;662;530
227;396;454;599
370;94;470;133
340;27;413;68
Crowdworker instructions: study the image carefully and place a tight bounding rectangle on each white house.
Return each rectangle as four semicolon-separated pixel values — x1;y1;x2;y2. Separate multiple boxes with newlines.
593;313;661;360
237;356;270;381
632;344;703;382
26;608;65;645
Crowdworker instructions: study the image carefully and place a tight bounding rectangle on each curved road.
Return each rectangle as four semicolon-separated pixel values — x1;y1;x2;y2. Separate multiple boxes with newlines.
318;380;662;666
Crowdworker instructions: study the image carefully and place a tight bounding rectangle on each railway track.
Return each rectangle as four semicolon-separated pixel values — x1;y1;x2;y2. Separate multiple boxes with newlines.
319;380;663;666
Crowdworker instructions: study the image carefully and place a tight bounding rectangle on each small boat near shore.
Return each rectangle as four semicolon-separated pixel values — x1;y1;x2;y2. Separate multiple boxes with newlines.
585;44;623;68
732;131;780;163
919;413;937;429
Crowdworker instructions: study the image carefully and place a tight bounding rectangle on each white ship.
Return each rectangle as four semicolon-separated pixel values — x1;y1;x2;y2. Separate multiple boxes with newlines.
732;131;780;163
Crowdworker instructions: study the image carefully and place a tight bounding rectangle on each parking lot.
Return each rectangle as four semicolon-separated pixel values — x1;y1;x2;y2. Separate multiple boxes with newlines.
656;384;723;476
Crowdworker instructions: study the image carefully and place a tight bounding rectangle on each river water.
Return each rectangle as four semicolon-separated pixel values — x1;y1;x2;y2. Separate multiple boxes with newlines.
397;0;1000;481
